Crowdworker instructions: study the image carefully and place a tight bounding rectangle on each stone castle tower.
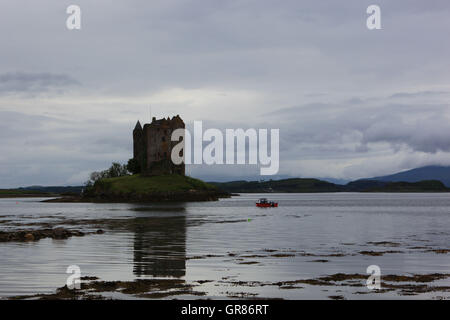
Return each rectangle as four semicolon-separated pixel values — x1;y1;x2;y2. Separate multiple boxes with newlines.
133;115;185;176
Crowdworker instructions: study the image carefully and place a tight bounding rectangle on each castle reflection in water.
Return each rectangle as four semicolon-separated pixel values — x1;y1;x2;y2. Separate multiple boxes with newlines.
130;212;187;279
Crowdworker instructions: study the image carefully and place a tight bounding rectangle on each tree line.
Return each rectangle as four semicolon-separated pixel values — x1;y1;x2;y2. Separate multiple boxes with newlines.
84;158;141;188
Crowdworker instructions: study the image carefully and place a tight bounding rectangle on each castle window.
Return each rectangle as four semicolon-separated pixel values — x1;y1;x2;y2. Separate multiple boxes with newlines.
162;136;166;142
164;152;167;158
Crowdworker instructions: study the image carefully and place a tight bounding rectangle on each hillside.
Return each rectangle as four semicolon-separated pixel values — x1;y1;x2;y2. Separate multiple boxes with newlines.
93;174;216;193
367;166;450;187
211;178;450;193
210;178;341;193
345;180;449;192
0;189;50;198
20;186;84;194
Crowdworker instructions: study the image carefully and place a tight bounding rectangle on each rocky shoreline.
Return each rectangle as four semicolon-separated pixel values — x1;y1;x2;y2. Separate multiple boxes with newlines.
7;270;450;300
0;227;104;242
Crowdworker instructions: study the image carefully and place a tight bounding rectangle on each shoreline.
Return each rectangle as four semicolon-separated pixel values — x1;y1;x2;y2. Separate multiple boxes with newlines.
1;189;449;201
7;270;450;300
0;194;56;198
41;190;231;203
0;227;103;243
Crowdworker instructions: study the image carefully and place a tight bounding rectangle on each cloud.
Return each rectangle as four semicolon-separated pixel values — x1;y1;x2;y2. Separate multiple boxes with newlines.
0;111;132;187
0;1;450;185
361;114;450;153
0;72;80;94
389;91;449;99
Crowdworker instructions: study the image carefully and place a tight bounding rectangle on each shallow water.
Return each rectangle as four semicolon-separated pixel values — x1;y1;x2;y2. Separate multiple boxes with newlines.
0;193;449;299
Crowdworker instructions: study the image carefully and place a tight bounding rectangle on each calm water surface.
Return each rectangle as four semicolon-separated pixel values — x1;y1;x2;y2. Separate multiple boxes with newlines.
0;193;449;299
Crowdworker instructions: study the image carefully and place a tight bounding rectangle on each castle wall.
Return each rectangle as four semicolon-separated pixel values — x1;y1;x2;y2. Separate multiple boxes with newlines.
133;124;144;168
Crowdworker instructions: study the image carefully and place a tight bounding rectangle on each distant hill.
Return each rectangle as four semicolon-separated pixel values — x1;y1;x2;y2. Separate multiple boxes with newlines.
319;177;349;185
344;180;449;192
0;188;50;198
20;186;84;194
344;180;388;192
210;178;342;193
211;178;450;193
366;166;450;187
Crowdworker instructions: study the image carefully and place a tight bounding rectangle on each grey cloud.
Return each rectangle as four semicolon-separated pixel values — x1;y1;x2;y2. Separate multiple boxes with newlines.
361;114;450;153
0;72;80;94
0;111;131;187
1;1;450;185
389;91;449;99
266;98;450;157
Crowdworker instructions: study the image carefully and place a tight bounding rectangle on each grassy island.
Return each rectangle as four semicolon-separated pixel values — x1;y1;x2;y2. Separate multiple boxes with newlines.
45;174;229;203
94;174;216;194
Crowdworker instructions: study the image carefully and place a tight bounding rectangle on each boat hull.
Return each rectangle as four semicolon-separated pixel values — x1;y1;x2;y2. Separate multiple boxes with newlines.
256;203;278;208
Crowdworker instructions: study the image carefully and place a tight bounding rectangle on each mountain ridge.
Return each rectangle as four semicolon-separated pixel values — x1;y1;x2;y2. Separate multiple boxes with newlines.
365;165;450;187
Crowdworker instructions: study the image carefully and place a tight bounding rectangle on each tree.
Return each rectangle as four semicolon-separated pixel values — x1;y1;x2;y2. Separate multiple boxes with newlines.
108;162;128;178
127;158;141;174
84;162;130;189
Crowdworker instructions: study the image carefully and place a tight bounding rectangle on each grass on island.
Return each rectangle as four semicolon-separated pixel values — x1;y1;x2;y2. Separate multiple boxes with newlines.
94;174;217;194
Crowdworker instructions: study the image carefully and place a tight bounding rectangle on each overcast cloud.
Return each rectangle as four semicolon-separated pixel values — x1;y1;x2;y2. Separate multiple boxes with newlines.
0;0;449;187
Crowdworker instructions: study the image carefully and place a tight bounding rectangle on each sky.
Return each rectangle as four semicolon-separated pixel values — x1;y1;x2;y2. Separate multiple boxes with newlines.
1;0;450;187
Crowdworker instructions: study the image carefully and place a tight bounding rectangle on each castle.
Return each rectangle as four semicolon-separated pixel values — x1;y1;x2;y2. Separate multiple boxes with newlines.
133;115;185;176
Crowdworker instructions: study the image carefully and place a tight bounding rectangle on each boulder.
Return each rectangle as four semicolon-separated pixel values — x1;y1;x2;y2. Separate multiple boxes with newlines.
24;233;35;241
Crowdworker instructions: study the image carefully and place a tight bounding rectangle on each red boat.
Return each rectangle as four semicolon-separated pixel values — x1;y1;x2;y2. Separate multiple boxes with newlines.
256;198;278;207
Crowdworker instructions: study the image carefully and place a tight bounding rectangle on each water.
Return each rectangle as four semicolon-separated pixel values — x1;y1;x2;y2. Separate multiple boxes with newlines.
0;193;449;299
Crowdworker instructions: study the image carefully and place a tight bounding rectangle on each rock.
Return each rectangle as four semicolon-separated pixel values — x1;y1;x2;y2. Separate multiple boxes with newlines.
24;233;34;241
52;227;69;239
80;276;99;281
0;227;95;243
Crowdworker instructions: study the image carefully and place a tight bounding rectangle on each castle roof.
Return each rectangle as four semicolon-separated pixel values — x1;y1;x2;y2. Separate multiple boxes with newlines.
134;121;142;131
